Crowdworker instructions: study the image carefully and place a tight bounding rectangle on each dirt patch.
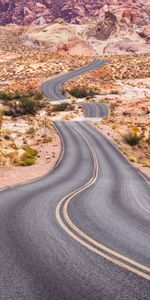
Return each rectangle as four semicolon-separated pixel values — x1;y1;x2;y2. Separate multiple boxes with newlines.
93;122;150;180
0;126;61;189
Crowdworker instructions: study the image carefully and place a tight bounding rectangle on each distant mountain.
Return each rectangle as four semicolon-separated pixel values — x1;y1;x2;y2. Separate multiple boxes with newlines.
0;0;150;26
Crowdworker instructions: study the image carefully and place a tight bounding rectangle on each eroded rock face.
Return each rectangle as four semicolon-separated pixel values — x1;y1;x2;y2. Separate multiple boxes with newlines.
0;0;150;26
87;11;118;41
137;25;150;40
21;23;96;56
87;0;150;41
104;39;150;54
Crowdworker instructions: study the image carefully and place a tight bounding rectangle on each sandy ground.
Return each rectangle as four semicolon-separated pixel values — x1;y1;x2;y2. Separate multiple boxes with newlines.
0;104;83;190
0;127;61;189
93;122;150;179
0;116;149;190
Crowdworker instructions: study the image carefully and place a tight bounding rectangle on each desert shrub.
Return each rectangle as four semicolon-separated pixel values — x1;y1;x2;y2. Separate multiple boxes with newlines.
43;136;53;143
122;112;131;117
13;91;23;100
1;91;41;116
52;103;69;112
23;145;38;157
146;135;150;145
123;132;142;146
110;90;120;95
111;124;117;130
0;91;14;101
62;89;66;96
19;157;36;166
34;91;43;100
26;127;36;135
20;98;39;115
0;91;43;116
0;109;3;129
0;91;35;102
110;112;115;117
19;145;38;166
69;87;95;98
4;134;11;140
128;156;137;163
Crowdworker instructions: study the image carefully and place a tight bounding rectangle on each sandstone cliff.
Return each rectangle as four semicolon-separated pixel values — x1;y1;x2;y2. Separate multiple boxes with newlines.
0;0;149;26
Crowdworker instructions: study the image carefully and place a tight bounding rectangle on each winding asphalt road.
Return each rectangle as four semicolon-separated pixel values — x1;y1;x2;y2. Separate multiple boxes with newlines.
41;59;106;101
80;102;109;118
0;60;150;299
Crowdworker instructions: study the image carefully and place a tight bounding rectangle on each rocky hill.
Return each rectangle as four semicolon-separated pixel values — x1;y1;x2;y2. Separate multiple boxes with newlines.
0;0;150;26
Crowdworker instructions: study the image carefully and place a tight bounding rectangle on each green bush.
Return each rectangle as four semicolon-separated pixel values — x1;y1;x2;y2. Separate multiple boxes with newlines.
20;98;39;115
26;127;36;135
0;91;35;102
23;145;38;158
1;91;42;116
69;87;95;98
128;156;137;163
4;134;11;140
146;135;150;145
0;109;3;129
110;90;120;95
52;103;69;112
19;145;38;166
0;91;14;101
123;132;142;146
19;157;36;166
34;91;43;100
43;136;53;143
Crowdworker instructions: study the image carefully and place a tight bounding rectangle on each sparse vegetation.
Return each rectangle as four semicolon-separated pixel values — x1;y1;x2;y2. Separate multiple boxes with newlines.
128;156;137;163
34;91;43;100
69;87;95;98
52;103;69;112
20;97;39;115
146;135;150;146
26;127;36;135
4;134;11;140
110;90;120;95
0;91;14;101
0;24;150;181
111;124;117;130
19;145;38;166
23;145;38;157
43;136;53;143
110;112;115;117
123;132;143;146
0;91;41;116
0;108;3;129
19;157;36;167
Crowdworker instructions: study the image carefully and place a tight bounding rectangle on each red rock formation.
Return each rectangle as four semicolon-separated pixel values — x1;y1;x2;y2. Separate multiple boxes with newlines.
0;0;149;26
104;39;150;54
137;24;150;40
87;10;118;41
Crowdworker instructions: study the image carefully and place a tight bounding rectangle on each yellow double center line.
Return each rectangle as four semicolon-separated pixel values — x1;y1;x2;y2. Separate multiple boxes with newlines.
56;128;150;281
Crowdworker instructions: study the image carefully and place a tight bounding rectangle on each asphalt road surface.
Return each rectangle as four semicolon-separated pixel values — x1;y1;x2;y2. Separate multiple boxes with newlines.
0;60;150;300
41;59;106;101
80;102;109;118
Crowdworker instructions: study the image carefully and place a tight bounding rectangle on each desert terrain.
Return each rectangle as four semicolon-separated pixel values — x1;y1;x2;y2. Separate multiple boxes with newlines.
63;54;150;176
0;1;150;299
0;4;150;187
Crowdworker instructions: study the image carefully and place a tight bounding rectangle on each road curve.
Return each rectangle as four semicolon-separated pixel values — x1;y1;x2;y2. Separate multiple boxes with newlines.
42;59;109;119
80;102;109;118
41;59;106;101
0;61;150;299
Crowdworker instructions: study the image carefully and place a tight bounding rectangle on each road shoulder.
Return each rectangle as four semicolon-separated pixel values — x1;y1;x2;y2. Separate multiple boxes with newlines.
0;126;61;189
